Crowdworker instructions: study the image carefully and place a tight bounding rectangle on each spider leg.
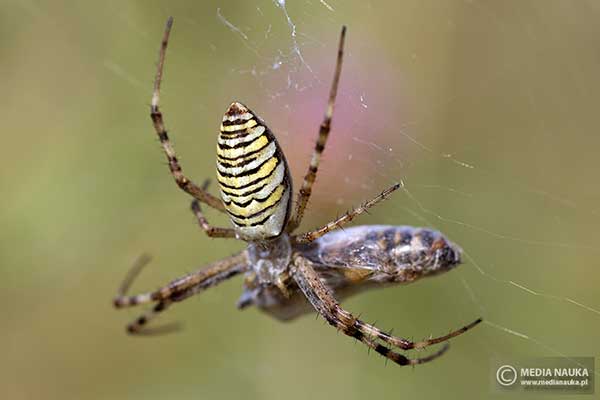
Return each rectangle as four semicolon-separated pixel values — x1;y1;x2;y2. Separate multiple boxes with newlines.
295;183;401;243
125;300;176;334
150;17;225;212
188;179;236;238
190;180;236;238
191;199;237;238
125;260;248;334
113;252;248;308
287;26;346;233
292;255;463;366
115;252;248;334
115;253;153;305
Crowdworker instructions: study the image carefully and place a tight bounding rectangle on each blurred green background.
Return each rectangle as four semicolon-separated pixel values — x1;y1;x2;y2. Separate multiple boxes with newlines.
2;1;599;399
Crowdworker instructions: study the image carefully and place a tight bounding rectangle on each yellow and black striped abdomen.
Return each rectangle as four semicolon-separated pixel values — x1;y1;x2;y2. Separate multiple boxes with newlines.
216;102;292;241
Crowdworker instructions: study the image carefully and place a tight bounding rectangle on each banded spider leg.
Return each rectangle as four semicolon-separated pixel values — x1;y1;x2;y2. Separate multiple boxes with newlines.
114;252;248;333
287;26;346;232
151;16;225;212
292;255;481;365
190;180;237;239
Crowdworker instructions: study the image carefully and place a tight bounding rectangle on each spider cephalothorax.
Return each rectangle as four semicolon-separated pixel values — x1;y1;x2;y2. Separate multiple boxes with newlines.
114;17;481;367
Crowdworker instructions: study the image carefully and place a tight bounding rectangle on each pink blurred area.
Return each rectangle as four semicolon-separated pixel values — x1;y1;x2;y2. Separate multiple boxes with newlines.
251;36;412;221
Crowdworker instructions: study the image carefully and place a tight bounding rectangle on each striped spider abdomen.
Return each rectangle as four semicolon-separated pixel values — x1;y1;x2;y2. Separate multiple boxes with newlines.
216;102;293;241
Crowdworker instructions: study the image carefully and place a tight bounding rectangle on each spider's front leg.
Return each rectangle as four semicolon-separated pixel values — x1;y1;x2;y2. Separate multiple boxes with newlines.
150;17;225;212
291;255;479;366
113;252;248;334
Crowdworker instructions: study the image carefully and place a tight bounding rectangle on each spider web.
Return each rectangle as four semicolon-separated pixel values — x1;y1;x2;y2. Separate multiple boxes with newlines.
101;0;599;389
206;0;600;375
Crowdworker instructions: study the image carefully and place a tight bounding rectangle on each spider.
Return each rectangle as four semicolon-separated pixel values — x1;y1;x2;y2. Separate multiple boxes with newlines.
113;17;482;367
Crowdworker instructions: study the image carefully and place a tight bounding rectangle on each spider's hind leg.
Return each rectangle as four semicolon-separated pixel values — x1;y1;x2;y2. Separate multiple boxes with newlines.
150;17;225;212
288;26;347;232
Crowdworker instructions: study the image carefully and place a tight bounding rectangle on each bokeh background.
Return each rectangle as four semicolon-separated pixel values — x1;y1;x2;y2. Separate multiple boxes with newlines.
2;1;599;399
